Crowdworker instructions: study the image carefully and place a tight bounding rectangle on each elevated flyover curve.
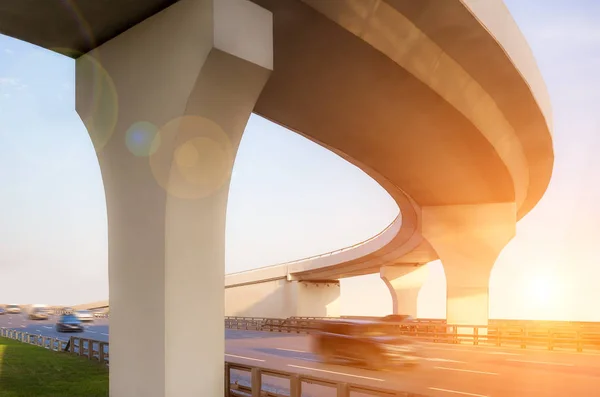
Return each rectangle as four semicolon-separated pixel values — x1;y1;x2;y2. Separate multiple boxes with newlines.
226;0;554;323
1;0;553;395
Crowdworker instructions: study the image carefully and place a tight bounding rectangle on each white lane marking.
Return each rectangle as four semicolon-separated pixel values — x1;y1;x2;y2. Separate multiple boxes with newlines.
434;366;498;375
287;364;385;382
485;351;521;356
425;357;466;363
225;354;265;362
101;333;109;336
423;345;523;356
276;348;308;353
429;387;488;397
43;326;52;329
506;359;574;367
36;329;41;333
88;331;97;334
20;325;25;328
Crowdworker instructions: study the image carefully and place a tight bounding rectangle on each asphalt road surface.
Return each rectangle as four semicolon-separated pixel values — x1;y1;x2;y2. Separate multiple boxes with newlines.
0;313;109;341
2;314;600;396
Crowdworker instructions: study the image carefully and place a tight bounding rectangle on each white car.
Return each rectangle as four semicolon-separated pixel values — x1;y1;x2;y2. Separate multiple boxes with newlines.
74;310;94;322
6;304;21;314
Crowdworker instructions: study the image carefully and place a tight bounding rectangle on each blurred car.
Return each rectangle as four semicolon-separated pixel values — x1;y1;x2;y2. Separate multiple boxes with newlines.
381;314;414;323
28;307;49;320
75;310;94;322
55;314;84;333
5;304;21;314
0;307;5;315
93;309;109;318
310;319;420;370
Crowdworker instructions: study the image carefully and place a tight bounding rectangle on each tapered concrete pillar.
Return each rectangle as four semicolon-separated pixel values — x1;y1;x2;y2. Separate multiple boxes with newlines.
75;1;272;396
294;281;341;317
380;264;428;317
224;280;340;318
422;203;516;328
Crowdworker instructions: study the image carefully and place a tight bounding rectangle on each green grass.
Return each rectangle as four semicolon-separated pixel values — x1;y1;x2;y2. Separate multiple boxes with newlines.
0;337;108;397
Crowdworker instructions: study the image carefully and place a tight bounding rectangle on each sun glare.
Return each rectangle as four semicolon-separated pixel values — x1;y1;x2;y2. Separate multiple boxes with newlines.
526;275;559;307
529;278;552;303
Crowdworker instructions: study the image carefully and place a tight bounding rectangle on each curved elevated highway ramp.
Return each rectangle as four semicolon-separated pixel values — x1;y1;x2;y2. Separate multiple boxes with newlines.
0;0;553;395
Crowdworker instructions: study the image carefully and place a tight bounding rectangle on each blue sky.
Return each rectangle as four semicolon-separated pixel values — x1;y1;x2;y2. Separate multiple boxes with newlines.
1;1;600;321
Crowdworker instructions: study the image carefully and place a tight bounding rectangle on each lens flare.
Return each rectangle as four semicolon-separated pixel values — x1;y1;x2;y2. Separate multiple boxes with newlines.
126;122;160;157
150;116;234;199
76;54;119;152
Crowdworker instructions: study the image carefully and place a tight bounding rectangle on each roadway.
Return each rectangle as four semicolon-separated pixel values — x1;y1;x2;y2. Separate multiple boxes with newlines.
2;314;600;396
0;313;109;342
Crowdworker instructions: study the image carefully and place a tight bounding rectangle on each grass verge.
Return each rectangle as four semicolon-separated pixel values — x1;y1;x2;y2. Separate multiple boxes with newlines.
0;337;108;397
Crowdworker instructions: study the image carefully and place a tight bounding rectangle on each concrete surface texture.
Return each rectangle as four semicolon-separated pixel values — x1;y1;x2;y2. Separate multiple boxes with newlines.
0;0;554;395
225;280;341;318
76;0;273;396
380;264;429;318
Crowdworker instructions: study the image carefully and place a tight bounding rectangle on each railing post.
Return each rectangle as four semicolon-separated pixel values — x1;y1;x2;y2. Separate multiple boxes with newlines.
474;327;479;345
452;326;458;344
99;342;106;364
337;383;350;397
88;340;94;359
69;337;75;354
224;362;231;397
576;331;583;352
548;329;554;351
520;327;526;349
290;374;301;397
251;367;262;397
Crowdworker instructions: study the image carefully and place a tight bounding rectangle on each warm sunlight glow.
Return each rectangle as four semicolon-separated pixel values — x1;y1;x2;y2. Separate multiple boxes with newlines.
525;274;560;308
529;278;553;303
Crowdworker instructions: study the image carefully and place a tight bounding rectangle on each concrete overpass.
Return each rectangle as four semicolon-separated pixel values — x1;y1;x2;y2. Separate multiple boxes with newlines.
1;0;553;396
222;0;554;321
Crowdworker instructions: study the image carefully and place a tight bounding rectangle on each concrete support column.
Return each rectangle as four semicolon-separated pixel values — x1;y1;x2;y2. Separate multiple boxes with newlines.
76;1;272;396
380;264;428;317
294;280;341;318
224;279;340;318
422;203;516;328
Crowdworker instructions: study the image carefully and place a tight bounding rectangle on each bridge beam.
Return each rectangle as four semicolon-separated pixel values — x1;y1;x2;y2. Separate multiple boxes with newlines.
422;203;516;329
380;264;428;318
76;1;272;396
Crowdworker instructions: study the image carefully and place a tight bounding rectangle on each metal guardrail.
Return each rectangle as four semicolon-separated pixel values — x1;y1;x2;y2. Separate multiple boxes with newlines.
0;327;70;352
0;327;425;397
225;316;600;353
0;327;110;364
226;362;426;397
